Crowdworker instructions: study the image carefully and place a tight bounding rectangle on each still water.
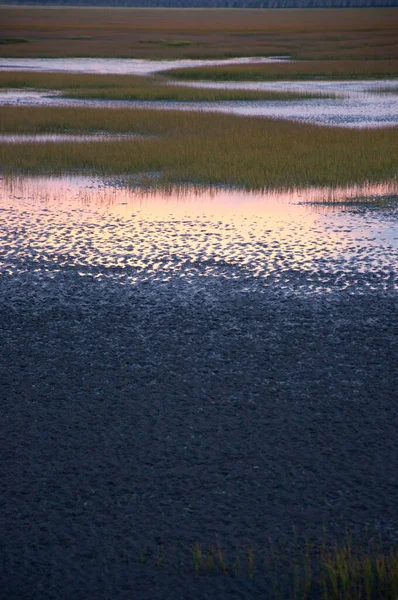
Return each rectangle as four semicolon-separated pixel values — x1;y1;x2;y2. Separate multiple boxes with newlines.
1;80;397;128
1;175;396;295
0;57;397;127
0;56;288;75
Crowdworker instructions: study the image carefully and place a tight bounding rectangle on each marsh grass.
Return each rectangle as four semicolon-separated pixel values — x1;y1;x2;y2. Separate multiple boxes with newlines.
1;7;397;60
136;537;398;599
0;105;397;189
144;39;193;47
0;37;28;45
0;71;335;101
64;87;334;102
369;86;398;95
166;59;398;81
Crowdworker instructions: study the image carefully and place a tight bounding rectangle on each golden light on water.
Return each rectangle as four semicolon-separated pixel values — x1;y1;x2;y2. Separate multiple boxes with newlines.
0;176;397;293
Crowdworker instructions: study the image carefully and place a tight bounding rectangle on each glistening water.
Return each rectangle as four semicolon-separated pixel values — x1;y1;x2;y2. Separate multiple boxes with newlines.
0;56;288;75
1;175;396;296
1;79;397;128
0;57;397;127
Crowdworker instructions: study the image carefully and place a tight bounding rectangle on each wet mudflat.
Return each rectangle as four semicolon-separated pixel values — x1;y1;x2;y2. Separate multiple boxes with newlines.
0;176;397;599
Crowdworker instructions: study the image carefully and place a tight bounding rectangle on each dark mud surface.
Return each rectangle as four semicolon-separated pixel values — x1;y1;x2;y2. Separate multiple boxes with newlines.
1;270;397;599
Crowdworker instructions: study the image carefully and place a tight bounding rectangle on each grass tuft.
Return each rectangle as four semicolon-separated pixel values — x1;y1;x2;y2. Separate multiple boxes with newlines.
136;537;398;598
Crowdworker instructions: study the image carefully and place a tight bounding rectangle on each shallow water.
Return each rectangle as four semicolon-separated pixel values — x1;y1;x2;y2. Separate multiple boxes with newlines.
1;79;397;128
0;56;288;75
1;175;396;295
0;133;146;143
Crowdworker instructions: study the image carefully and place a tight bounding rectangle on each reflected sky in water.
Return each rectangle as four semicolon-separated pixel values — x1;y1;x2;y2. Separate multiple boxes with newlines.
1;77;397;128
0;58;397;127
0;57;288;75
0;175;397;294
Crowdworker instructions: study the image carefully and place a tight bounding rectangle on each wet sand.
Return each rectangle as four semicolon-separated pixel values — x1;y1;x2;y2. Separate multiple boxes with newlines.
0;178;397;598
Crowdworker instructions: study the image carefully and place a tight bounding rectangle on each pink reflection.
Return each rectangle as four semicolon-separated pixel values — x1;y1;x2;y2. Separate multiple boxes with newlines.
0;175;397;291
1;175;396;217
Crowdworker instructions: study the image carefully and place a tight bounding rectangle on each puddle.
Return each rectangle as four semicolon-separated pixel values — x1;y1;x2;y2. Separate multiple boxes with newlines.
0;175;396;295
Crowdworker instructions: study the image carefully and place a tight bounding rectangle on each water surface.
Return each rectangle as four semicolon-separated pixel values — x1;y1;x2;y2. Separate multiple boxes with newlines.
0;56;288;76
1;176;396;294
0;133;146;143
1;80;397;128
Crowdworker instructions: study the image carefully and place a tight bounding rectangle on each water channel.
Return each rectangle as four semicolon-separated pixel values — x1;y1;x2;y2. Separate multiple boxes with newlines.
0;57;397;127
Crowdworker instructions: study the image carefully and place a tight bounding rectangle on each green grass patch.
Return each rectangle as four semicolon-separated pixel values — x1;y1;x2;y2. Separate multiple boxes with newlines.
0;106;397;190
165;60;398;81
0;71;338;102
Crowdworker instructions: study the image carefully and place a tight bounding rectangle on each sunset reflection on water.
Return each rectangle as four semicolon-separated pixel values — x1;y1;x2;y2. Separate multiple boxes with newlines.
0;175;397;293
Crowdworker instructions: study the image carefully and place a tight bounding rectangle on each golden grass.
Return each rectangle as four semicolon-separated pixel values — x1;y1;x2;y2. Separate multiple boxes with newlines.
0;7;397;60
166;59;398;81
137;537;398;599
0;71;335;101
0;105;397;189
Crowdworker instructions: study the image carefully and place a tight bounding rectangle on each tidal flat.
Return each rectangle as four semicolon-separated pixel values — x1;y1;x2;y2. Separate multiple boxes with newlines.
1;7;398;598
1;176;398;600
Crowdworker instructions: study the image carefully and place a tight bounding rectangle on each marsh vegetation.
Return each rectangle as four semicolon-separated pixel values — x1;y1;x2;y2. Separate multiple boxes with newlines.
137;536;398;599
1;7;397;61
0;71;336;102
166;59;398;81
1;105;397;188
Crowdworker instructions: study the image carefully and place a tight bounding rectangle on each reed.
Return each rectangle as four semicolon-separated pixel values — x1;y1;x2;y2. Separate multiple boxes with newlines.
64;86;335;102
166;59;398;82
0;106;397;190
0;71;335;102
0;7;397;60
369;86;398;95
134;537;398;599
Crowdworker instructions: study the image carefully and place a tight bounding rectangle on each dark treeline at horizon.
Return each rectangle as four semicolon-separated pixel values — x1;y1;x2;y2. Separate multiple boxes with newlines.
1;0;397;7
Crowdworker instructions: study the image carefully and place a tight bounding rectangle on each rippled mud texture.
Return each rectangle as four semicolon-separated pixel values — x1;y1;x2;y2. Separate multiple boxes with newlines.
1;177;398;600
1;177;398;293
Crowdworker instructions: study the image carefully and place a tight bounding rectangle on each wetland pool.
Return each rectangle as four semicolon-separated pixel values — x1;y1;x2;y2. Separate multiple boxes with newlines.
1;58;397;127
1;175;397;295
1;79;397;128
0;56;288;76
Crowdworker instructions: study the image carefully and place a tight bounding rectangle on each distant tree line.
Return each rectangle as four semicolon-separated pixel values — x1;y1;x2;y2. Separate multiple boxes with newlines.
2;0;397;7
